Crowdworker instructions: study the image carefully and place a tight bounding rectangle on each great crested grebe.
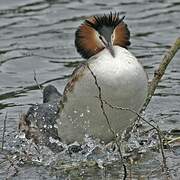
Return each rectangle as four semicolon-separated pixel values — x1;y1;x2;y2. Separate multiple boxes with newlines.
56;12;148;144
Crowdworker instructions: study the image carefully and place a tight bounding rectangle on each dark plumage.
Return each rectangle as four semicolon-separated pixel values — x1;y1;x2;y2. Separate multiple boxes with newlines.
85;12;125;30
43;85;62;103
19;85;63;152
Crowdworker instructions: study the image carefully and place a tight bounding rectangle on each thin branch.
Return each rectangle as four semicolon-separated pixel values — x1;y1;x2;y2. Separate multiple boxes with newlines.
101;99;159;132
166;137;180;144
33;69;43;94
143;37;180;109
1;112;7;151
87;64;127;180
139;37;180;178
87;66;115;136
6;155;19;178
157;128;169;177
100;98;170;178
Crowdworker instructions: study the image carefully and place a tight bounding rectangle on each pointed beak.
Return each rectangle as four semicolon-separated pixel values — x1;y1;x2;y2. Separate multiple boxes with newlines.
106;42;115;58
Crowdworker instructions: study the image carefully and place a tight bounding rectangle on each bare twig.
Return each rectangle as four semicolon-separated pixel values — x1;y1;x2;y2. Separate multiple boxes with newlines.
166;137;180;144
87;66;115;136
100;99;169;177
101;99;159;132
87;64;127;180
1;112;7;151
143;37;180;109
33;69;43;94
5;155;19;179
140;38;180;178
156;128;169;176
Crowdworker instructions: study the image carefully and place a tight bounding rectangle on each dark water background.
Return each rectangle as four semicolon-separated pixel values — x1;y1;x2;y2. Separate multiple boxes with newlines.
0;0;180;179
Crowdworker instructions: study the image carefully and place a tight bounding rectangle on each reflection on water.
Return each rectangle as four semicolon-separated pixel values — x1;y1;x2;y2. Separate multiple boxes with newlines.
0;0;180;179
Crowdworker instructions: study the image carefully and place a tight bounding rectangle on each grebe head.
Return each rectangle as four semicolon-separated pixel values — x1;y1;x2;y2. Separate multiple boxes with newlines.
75;12;130;59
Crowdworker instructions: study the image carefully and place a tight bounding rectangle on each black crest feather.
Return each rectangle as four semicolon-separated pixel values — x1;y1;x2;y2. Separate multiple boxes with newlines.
85;12;125;30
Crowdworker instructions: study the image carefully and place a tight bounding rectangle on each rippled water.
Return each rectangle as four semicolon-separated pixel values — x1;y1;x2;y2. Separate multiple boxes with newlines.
0;0;180;179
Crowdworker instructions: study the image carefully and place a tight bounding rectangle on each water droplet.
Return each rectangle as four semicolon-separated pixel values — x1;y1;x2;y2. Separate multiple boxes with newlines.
80;113;84;118
54;124;58;129
49;125;53;129
86;106;90;113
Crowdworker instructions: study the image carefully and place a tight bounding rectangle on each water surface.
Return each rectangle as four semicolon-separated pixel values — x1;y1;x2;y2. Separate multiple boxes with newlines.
0;0;180;179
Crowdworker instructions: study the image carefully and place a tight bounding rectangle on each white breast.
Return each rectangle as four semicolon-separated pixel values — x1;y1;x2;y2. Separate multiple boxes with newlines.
57;46;148;144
